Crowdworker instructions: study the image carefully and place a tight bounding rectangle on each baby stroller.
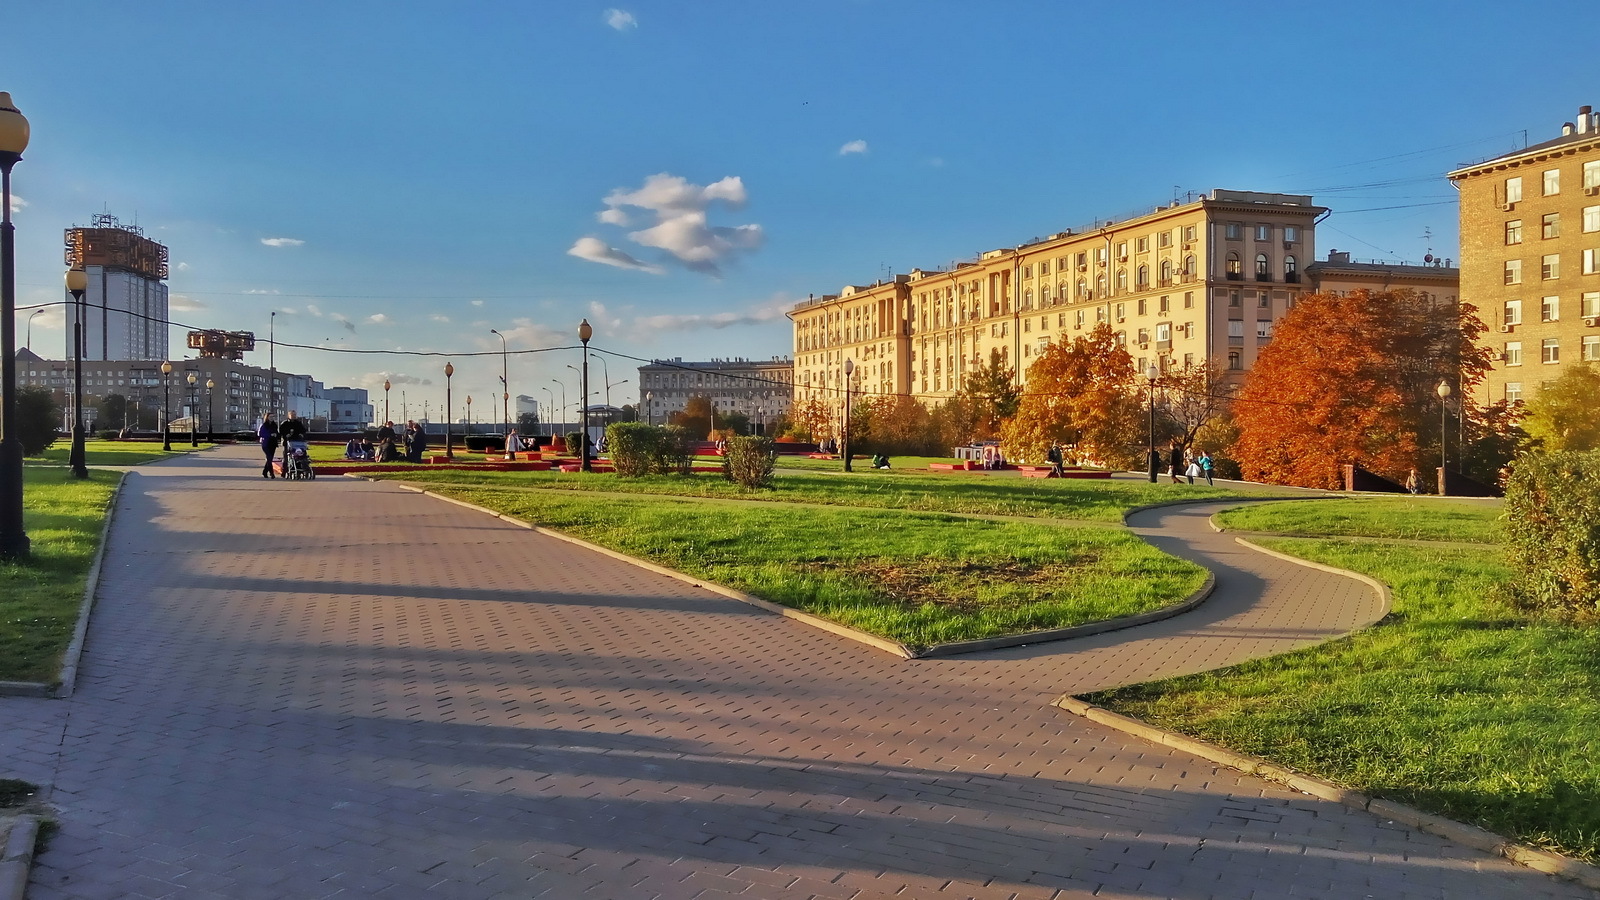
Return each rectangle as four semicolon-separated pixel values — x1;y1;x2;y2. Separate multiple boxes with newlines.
282;440;315;480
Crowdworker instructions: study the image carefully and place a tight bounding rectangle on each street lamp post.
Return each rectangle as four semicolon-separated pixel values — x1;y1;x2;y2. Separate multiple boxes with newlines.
1146;365;1160;483
187;373;199;447
443;361;454;460
578;319;593;472
542;386;555;437
466;395;472;433
0;92;31;557
206;379;215;442
1437;379;1452;496
160;361;173;452
644;391;652;427
489;328;509;440
25;308;41;350
66;269;88;478
551;380;566;439
842;358;854;472
269;311;276;421
383;379;391;425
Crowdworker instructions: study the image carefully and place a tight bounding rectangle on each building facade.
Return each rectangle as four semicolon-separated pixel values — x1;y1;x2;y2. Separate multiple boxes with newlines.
637;358;793;432
1304;250;1460;301
790;189;1327;409
1449;104;1600;407
324;387;374;429
64;214;170;362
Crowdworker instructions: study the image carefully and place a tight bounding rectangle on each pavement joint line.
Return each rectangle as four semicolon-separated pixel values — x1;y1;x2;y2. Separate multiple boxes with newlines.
0;814;40;900
369;476;1249;661
0;471;129;700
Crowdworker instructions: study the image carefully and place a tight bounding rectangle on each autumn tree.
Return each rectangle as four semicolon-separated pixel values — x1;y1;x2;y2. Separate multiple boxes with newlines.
1154;360;1233;452
853;395;937;456
1520;363;1600;452
1231;288;1493;489
787;396;835;443
668;394;712;439
1001;324;1142;467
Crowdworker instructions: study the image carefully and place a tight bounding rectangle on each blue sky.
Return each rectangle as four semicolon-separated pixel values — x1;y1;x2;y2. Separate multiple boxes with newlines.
3;1;1594;418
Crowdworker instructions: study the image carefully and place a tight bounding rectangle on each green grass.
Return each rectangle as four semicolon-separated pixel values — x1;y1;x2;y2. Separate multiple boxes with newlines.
410;483;1207;650
772;453;966;472
374;467;1266;523
0;469;119;683
1087;514;1600;861
1215;497;1503;544
27;439;199;467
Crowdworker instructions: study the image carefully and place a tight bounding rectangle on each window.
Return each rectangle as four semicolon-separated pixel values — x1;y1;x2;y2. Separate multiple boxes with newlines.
1542;296;1560;322
1587;206;1600;233
1136;327;1150;344
1505;299;1522;325
1226;252;1242;278
1116;242;1128;260
1586;161;1600;190
1158;232;1171;248
1184;225;1196;243
1505;259;1522;284
1156;323;1171;342
1258;291;1270;308
1543;213;1561;239
1284;225;1300;243
1506;382;1522;403
1159;295;1170;313
1116;269;1127;291
1255;253;1271;280
1585;336;1600;362
1022;264;1032;279
1542;338;1560;364
1584;292;1600;318
1505;342;1522;366
1228;320;1245;338
1115;302;1126;321
1137;265;1149;288
1543;254;1561;280
1184;291;1194;308
1506;176;1523;204
1587;249;1600;275
1076;252;1088;268
1136;237;1149;253
1225;222;1243;240
1506;220;1523;244
1229;291;1241;308
1257;320;1273;339
1255;224;1271;241
1184;254;1196;276
1160;259;1173;282
1096;247;1107;265
1137;298;1147;315
1543;169;1560;196
1284;255;1297;280
1228;351;1242;370
1075;309;1086;327
1038;260;1050;275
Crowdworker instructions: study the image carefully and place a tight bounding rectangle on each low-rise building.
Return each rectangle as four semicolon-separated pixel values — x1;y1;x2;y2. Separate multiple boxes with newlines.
637;357;793;432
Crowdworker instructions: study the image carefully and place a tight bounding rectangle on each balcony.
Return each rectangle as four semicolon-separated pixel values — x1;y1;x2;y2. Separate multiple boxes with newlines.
1255;272;1273;282
1225;272;1242;281
1283;272;1299;284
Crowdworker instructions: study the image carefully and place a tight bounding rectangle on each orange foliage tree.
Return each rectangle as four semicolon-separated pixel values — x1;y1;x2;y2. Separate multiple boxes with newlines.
1231;288;1492;489
1002;324;1143;467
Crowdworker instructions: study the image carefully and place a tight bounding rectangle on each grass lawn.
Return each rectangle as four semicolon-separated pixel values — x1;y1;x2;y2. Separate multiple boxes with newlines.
0;468;120;683
772;453;965;472
374;467;1266;523
1087;503;1600;862
403;482;1207;650
27;439;200;468
1215;497;1503;544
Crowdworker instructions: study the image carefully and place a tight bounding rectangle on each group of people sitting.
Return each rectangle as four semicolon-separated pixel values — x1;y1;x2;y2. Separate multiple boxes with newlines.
365;420;428;463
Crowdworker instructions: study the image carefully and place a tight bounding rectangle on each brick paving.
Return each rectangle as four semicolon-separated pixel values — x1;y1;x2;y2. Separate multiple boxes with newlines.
1;446;1590;899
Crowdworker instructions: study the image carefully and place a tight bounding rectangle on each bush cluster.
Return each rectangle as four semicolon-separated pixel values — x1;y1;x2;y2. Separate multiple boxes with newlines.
603;423;695;477
1501;450;1600;618
721;435;775;488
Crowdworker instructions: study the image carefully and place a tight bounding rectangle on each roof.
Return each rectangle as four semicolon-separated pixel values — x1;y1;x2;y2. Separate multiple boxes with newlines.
1449;129;1600;179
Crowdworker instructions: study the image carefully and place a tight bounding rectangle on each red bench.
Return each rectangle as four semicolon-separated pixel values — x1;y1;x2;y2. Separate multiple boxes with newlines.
928;461;978;472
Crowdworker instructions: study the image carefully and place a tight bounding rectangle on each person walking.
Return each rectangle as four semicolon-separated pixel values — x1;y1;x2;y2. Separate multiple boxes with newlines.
1168;440;1185;485
1046;442;1065;477
1198;450;1214;486
257;413;279;479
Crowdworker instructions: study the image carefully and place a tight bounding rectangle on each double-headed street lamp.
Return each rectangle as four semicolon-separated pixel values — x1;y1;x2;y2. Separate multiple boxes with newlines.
443;361;455;460
578;319;593;472
187;373;199;447
489;328;509;439
66;268;88;478
1146;365;1160;484
160;361;173;452
0;92;31;558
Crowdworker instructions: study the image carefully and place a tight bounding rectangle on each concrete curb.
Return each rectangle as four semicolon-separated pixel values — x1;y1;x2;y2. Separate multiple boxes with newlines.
0;815;40;900
1051;696;1600;892
0;471;129;699
1233;536;1395;620
369;477;1233;662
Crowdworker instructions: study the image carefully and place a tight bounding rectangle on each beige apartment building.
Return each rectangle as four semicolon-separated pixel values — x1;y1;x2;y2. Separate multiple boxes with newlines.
1449;104;1600;407
1304;250;1459;302
790;189;1327;409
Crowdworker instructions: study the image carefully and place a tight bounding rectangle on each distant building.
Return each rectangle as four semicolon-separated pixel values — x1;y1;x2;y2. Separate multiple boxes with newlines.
1448;103;1600;407
324;386;374;429
64;214;170;362
637;357;793;432
1304;250;1459;301
515;394;540;422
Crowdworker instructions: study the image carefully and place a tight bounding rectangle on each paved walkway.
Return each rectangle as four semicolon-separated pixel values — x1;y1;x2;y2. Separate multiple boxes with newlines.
2;446;1590;899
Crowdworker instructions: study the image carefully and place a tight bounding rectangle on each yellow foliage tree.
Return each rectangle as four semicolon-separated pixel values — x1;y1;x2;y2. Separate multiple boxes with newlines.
1002;324;1142;467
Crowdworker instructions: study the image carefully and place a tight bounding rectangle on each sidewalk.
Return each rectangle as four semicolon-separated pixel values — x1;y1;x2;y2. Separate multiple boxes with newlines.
6;445;1589;899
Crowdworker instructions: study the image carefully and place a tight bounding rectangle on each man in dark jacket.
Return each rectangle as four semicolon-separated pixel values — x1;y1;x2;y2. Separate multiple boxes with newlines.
257;414;279;479
405;421;427;463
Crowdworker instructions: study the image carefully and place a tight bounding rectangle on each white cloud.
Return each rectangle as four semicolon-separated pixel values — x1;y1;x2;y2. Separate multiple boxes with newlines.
470;300;484;307
588;298;789;341
169;294;207;311
364;372;433;389
568;236;664;274
305;304;323;317
604;8;637;30
574;173;764;277
428;314;450;323
838;140;869;156
244;289;280;295
8;195;26;214
367;313;390;324
175;261;191;272
260;237;304;248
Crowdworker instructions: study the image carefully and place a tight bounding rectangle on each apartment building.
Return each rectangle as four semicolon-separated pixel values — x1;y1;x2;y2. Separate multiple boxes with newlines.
1304;250;1459;301
1449;104;1600;406
637;357;793;432
790;189;1326;407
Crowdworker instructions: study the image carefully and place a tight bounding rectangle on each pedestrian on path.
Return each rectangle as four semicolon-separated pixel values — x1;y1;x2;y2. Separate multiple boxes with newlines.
1199;450;1214;485
256;414;279;479
1168;440;1185;485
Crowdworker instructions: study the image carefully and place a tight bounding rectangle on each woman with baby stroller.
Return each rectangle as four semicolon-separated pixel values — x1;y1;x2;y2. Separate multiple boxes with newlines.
278;411;314;480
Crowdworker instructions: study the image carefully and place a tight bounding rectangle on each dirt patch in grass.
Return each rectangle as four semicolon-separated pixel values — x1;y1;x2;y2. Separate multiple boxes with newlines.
798;557;1095;614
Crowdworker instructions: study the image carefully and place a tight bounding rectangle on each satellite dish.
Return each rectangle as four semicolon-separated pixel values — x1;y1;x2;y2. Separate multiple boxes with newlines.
1424;254;1434;263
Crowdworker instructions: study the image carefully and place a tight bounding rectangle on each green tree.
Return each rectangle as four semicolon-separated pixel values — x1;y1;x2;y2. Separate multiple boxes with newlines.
17;386;60;456
1521;363;1600;452
957;349;1020;441
516;411;541;435
97;393;129;431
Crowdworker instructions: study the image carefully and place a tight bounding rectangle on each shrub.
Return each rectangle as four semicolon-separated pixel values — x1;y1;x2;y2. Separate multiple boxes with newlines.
653;425;695;476
566;431;586;459
1500;450;1600;618
606;422;659;477
17;386;58;456
722;435;775;488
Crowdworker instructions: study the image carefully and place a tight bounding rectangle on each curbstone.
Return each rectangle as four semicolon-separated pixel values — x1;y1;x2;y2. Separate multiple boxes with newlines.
1234;537;1394;621
0;815;39;900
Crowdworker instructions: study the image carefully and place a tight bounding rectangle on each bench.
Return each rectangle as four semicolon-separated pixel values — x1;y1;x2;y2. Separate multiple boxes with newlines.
928;461;978;472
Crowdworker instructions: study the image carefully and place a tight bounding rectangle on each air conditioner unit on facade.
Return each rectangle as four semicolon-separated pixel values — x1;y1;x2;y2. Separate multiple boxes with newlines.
1502;202;1516;211
1585;316;1599;326
1586;186;1600;196
1499;324;1513;332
